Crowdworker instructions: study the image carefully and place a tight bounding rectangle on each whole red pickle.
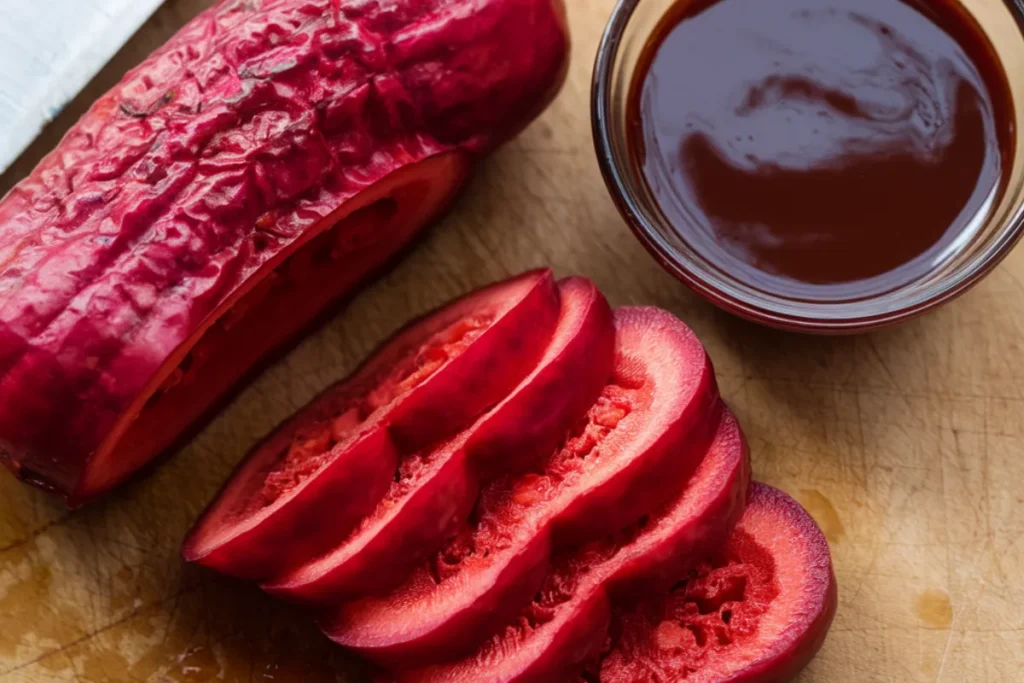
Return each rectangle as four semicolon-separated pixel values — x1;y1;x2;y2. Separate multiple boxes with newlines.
0;0;570;504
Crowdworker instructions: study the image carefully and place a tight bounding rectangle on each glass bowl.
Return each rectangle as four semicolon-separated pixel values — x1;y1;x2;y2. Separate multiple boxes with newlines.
592;0;1024;333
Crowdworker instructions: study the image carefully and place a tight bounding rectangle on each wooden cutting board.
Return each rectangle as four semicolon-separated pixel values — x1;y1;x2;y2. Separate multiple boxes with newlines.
1;1;1022;681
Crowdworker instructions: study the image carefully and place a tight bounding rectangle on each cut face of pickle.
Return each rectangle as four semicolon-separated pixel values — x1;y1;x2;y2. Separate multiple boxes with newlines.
598;484;837;683
181;268;562;580
261;278;616;602
323;308;723;668
258;313;492;509
403;410;750;683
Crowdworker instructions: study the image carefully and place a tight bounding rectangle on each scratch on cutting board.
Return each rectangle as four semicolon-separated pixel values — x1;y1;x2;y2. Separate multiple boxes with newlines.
0;513;73;554
933;570;989;683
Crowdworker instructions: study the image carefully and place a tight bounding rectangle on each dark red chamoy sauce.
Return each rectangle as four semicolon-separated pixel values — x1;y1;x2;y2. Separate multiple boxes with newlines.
630;0;1014;299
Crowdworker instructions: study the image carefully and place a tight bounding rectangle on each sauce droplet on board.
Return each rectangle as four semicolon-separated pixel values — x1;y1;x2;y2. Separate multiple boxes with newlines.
915;588;954;628
629;0;1014;300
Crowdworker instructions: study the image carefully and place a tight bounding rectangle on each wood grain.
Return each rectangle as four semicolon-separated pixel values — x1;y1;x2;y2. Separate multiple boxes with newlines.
1;1;1023;681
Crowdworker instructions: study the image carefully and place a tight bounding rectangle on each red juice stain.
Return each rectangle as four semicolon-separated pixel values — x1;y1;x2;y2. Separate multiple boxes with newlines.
629;0;1015;299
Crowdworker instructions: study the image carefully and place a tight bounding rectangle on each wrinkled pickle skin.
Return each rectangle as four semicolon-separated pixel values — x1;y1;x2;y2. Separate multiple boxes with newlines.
0;0;569;503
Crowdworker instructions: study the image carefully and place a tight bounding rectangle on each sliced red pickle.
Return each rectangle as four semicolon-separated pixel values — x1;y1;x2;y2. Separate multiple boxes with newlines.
261;277;616;602
598;483;837;683
323;308;723;668
402;409;751;682
181;269;562;580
